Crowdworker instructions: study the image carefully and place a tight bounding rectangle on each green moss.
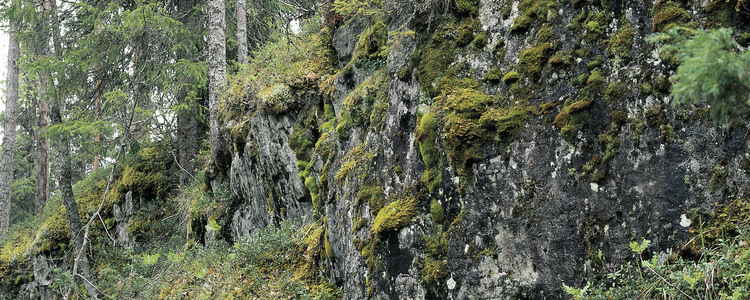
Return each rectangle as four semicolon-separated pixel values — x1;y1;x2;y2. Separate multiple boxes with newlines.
660;124;676;143
371;197;419;237
415;21;459;98
603;81;628;104
587;55;605;69
354;18;388;62
305;176;322;210
582;11;608;43
430;199;444;224
706;0;736;28
230;119;251;155
483;67;503;83
511;0;559;33
630;117;647;145
473;31;488;49
652;75;671;94
455;0;478;16
586;70;605;87
610;110;628;126
554;100;592;144
738;32;750;47
607;22;634;61
518;42;555;81
537;23;554;44
653;0;691;32
709;166;728;192
503;71;521;85
416;113;442;193
324;228;334;259
358;183;385;215
493;39;506;59
456;20;476;47
572;73;590;86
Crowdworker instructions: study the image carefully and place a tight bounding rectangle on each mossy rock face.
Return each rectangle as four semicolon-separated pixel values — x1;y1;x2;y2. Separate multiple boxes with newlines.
473;31;488;49
414;21;459;98
604;81;629;104
653;0;691;32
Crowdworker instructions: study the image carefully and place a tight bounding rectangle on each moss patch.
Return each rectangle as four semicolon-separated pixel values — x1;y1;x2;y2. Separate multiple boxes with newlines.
416;113;443;194
511;0;559;33
554;99;592;144
607;22;634;62
653;0;691;32
503;71;521;85
518;42;555;81
371;197;419;237
483;67;503;84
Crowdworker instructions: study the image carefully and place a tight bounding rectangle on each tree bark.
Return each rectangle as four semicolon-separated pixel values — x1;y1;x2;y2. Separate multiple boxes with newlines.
0;22;20;234
236;0;247;64
35;74;50;215
208;0;228;173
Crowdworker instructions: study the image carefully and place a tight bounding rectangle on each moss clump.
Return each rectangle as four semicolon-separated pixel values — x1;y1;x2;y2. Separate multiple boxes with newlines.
653;0;691;32
518;42;555;81
652;75;671;94
572;73;590;86
511;0;559;33
455;0;478;16
230;119;251;155
706;0;736;28
503;71;521;85
416;113;442;194
358;183;386;215
456;20;477;47
610;110;628;126
430;199;444;224
371;197;418;237
587;55;605;69
603;81;628;104
709;166;728;192
645;104;668;126
419;232;448;289
738;32;750;47
473;31;488;49
336;69;389;138
537;23;554;44
305;176;322;210
493;39;506;59
259;84;293;115
586;70;605;87
607;22;634;62
554;99;592;144
414;21;459;98
483;67;503;83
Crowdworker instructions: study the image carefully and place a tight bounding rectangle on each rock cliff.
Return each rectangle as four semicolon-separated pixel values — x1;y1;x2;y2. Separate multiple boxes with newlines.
227;0;750;298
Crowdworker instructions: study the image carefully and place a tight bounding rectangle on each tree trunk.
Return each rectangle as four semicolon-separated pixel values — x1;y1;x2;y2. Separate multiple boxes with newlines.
208;0;228;173
51;105;100;298
236;0;247;64
177;90;199;187
35;74;50;215
0;22;20;234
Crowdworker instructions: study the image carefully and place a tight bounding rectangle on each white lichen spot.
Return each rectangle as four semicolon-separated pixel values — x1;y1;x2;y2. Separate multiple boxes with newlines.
464;244;470;254
590;182;599;192
680;214;692;227
447;277;456;290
